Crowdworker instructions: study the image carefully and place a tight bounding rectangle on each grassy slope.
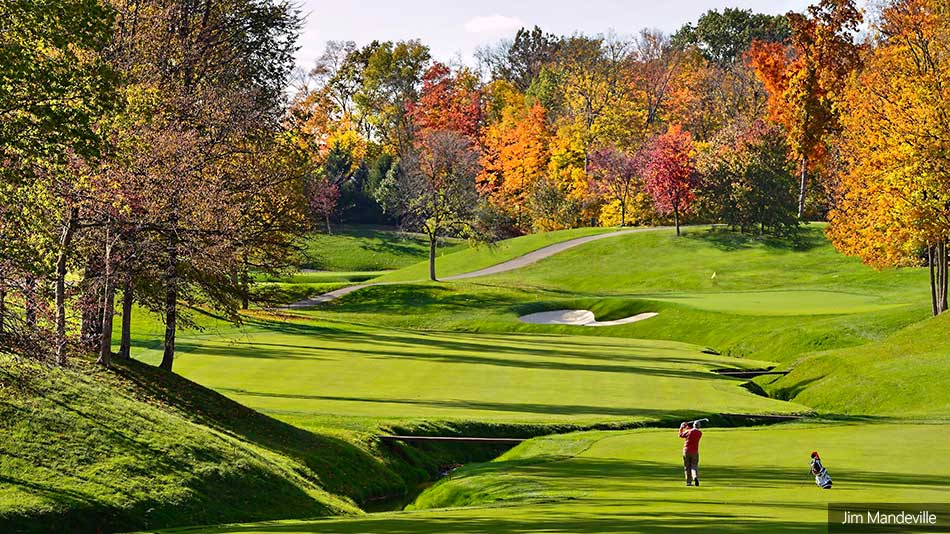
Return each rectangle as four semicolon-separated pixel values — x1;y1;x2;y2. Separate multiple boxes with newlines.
297;227;464;272
373;227;616;282
762;312;950;418
155;423;950;534
0;356;371;534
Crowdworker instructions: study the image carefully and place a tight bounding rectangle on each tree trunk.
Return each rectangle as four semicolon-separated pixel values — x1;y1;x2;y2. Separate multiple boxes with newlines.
929;244;938;317
673;207;681;237
160;236;178;371
119;279;133;359
241;271;250;310
97;225;115;367
0;288;5;335
797;155;808;220
55;207;79;366
325;213;332;235
620;198;627;228
941;241;949;314
428;235;437;282
24;275;36;328
97;282;115;366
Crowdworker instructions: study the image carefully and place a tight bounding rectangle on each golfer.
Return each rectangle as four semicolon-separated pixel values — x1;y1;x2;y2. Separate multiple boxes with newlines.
679;420;703;486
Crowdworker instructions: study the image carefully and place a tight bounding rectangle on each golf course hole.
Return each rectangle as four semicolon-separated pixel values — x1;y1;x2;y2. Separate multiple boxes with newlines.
519;309;658;327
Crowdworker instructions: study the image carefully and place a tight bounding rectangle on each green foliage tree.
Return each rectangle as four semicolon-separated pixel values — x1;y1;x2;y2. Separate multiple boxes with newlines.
674;8;790;66
698;120;799;234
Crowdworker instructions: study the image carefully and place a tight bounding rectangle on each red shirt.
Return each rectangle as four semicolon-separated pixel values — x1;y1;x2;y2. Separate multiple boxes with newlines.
679;424;702;454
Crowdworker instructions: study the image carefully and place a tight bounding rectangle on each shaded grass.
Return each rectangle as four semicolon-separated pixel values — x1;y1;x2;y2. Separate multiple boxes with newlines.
0;356;358;534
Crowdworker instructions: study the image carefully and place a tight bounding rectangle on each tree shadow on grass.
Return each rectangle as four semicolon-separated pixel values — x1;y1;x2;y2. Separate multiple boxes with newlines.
168;511;829;534
687;227;824;253
216;390;705;421
236;318;733;375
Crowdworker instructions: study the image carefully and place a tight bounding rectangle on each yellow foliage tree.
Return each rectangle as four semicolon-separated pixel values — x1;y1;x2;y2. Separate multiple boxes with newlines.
830;0;950;315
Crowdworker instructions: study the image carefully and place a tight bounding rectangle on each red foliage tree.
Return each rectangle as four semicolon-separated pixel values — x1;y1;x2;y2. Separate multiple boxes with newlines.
308;178;340;234
409;62;483;143
644;125;698;236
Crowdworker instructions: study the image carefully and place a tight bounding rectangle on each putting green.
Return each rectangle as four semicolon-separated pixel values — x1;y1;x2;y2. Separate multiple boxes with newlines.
132;319;802;430
644;290;900;316
155;423;950;534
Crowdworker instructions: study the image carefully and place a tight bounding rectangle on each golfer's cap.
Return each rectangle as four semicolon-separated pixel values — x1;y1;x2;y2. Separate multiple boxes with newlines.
811;451;819;458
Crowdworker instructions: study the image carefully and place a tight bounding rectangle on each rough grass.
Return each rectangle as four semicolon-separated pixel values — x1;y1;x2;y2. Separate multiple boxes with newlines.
762;312;950;418
153;423;950;534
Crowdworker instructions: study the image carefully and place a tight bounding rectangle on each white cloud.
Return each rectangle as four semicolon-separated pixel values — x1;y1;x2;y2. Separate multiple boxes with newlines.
463;14;524;34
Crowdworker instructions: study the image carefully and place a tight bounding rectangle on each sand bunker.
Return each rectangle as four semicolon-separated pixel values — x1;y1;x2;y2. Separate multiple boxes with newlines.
519;309;658;327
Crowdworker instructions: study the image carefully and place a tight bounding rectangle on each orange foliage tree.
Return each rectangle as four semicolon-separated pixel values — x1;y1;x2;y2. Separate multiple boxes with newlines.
409;62;483;143
748;0;862;219
478;90;550;230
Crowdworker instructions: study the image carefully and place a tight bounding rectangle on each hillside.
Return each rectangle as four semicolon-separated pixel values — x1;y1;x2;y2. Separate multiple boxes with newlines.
763;312;950;418
296;227;465;272
0;355;402;533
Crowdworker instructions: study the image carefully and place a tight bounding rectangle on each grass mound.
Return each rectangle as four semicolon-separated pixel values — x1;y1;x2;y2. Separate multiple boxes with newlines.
374;227;615;283
763;312;950;418
0;355;399;533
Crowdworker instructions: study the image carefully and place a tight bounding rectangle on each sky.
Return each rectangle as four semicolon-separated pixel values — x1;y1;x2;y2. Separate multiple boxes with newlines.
294;0;816;70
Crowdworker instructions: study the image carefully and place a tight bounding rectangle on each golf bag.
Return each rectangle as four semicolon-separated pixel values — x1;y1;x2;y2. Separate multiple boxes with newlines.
810;457;832;489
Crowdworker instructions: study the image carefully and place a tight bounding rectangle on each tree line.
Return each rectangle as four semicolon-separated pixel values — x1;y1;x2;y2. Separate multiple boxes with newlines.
290;5;839;271
2;0;948;374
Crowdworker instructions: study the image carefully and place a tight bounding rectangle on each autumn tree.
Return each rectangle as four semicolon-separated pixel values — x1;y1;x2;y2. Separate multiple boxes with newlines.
100;0;304;371
409;63;483;142
748;0;863;218
380;131;481;281
479;83;551;229
351;40;431;154
0;0;118;363
588;145;642;227
829;0;950;316
557;34;632;171
644;125;698;236
698;119;799;234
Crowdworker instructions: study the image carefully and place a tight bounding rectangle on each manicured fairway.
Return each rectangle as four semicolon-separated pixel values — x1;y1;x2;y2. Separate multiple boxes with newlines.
119;225;950;534
130;317;803;431
644;289;900;315
153;423;950;534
